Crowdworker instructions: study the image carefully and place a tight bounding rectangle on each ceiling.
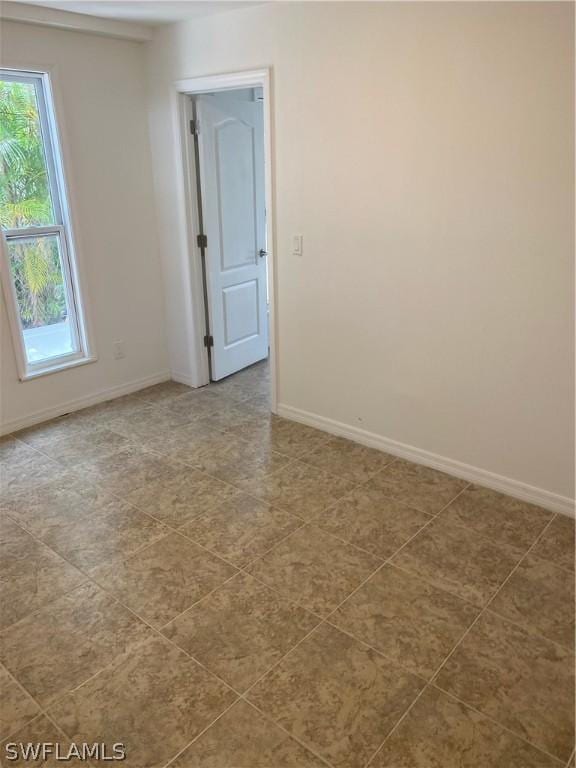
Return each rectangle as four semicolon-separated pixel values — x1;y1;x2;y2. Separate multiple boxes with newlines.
11;1;262;25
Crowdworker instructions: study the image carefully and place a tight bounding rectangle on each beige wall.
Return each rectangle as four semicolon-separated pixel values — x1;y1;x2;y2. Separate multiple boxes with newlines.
147;1;574;506
1;20;169;429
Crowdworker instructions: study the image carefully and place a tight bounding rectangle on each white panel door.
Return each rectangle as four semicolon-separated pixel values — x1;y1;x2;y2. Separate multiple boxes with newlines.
196;95;268;381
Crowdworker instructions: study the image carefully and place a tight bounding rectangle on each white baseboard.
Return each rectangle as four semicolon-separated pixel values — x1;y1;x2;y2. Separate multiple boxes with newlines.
1;370;172;437
170;370;200;388
277;403;575;518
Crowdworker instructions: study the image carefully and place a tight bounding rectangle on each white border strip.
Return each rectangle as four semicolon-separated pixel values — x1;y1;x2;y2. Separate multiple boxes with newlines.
1;370;171;437
277;403;575;518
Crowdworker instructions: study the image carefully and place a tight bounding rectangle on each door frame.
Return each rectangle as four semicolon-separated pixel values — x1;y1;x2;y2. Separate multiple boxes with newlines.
174;69;277;413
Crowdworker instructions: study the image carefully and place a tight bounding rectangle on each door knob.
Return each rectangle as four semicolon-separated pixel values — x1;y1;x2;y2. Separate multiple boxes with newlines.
259;249;268;258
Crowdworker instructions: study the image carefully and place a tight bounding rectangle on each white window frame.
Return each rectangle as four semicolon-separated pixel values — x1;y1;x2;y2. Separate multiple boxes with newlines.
0;68;94;380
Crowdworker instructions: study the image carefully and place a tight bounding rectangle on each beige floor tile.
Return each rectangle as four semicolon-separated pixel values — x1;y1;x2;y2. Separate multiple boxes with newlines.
441;485;552;549
106;406;191;441
76;446;181;497
193;402;266;431
192;437;292;484
434;611;575;761
301;436;394;484
161;389;236;422
0;666;40;740
0;518;85;631
171;700;325;767
4;358;569;768
123;470;240;528
315;486;432;558
132;380;194;405
4;482;167;572
373;686;561;768
14;416;94;451
247;622;423;768
0;452;66;496
163;572;319;691
368;460;468;515
247;525;380;617
241;379;271;402
91;532;237;628
1;476;108;537
207;376;257;402
532;515;575;572
48;636;237;768
392;518;523;606
74;397;154;428
231;360;269;383
332;564;479;678
30;427;132;467
46;504;167;573
243;392;272;413
143;424;229;466
0;582;151;708
225;416;330;459
180;493;302;567
225;364;269;393
0;438;40;465
239;460;356;520
489;555;575;649
0;715;75;768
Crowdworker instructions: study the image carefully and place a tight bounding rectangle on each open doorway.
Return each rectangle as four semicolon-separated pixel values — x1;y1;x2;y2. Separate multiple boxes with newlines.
176;70;275;414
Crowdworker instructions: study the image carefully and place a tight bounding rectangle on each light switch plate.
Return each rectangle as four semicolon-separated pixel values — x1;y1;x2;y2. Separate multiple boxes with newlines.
292;235;303;256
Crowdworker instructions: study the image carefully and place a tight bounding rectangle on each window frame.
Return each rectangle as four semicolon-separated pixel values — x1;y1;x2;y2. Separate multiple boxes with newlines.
0;67;95;380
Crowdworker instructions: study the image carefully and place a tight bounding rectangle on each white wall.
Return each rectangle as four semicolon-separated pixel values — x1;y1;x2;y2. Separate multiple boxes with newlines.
1;20;169;431
146;2;574;509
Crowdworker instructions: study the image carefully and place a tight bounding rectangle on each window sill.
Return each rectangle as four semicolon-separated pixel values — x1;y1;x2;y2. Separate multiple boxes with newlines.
20;354;98;381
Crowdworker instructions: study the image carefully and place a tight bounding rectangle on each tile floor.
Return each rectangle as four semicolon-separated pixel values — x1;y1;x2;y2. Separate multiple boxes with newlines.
0;360;574;767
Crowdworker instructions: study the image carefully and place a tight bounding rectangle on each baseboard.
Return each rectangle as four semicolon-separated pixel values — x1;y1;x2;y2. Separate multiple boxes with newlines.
277;403;575;518
170;370;200;388
1;370;172;437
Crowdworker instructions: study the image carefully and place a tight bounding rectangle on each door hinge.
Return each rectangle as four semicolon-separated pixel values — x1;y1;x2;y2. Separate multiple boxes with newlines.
189;119;199;136
196;233;208;248
203;334;214;348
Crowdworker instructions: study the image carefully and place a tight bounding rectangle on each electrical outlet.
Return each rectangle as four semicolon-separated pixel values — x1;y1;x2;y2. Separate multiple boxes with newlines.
113;340;126;359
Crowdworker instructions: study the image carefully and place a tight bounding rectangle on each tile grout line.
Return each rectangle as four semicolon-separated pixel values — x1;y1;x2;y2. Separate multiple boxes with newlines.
4;487;567;768
38;565;329;768
159;696;242;768
365;512;564;768
231;489;473;705
3;481;568;685
34;578;245;719
0;377;284;747
219;485;475;767
10;412;571;577
4;385;573;766
0;661;69;745
319;485;472;624
426;684;567;766
1;520;249;747
238;698;337;768
162;699;336;768
2;469;557;698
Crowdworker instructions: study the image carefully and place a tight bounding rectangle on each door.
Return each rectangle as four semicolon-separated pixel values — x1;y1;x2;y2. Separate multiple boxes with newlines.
195;94;268;381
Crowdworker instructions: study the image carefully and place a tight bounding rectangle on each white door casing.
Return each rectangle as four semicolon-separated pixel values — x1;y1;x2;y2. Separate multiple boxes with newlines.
195;94;268;381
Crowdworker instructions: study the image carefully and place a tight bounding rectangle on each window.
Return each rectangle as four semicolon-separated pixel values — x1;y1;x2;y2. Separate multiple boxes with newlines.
0;69;92;378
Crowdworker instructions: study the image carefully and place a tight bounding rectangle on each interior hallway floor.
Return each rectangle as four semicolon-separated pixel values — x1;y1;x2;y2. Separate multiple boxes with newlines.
0;360;574;768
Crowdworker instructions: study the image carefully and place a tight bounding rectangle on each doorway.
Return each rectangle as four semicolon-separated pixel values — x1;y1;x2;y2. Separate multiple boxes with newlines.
176;70;276;411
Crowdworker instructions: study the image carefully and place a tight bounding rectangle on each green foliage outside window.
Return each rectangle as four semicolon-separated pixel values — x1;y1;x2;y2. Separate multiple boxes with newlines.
0;80;67;329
